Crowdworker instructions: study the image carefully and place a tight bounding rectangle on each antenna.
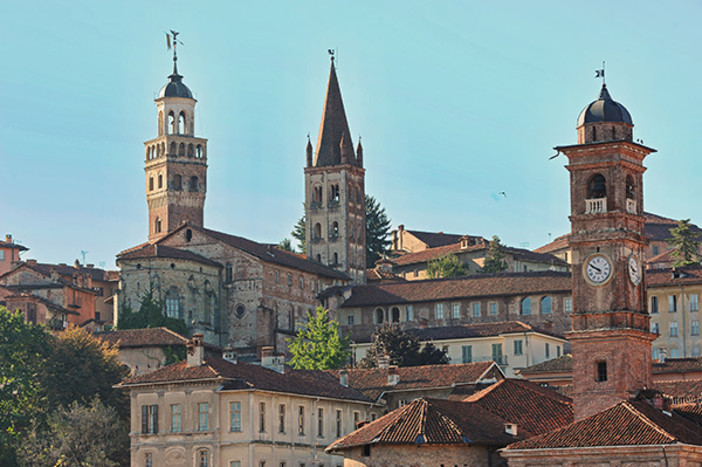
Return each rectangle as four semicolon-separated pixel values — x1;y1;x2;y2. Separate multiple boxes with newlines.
80;250;88;265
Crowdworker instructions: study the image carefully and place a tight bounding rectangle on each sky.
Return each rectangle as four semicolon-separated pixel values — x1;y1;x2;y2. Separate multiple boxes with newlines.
2;1;701;269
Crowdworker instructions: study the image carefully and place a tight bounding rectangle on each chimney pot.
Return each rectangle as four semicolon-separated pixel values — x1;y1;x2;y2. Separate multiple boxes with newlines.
505;423;518;436
186;333;205;367
223;346;237;363
387;365;400;385
5;234;12;243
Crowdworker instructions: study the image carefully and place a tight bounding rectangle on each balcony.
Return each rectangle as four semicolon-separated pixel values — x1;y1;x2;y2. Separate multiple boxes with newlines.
47;318;68;330
310;201;322;210
626;198;637;214
585;198;607;214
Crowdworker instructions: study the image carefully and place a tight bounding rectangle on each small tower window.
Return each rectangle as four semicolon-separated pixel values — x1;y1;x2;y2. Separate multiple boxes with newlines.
173;174;182;191
187;144;194;157
316;254;321;262
170;142;177;155
178;111;186;134
587;174;607;199
332;252;338;265
179;143;185;156
158;174;163;189
168;111;176;135
330;184;340;203
626;175;635;199
314;223;322;240
225;263;233;283
375;308;384;324
155;217;162;234
596;361;608;382
196;145;203;158
331;222;339;238
312;186;323;204
149;177;154;191
190;176;199;192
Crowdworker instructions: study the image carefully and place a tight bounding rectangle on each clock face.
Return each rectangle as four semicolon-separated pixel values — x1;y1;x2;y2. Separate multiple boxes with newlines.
584;254;612;285
628;255;641;285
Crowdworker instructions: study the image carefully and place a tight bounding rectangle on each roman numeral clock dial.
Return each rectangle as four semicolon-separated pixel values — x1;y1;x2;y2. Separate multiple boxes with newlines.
583;254;612;286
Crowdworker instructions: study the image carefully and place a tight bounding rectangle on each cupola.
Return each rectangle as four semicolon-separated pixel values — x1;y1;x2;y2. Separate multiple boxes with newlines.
577;84;633;144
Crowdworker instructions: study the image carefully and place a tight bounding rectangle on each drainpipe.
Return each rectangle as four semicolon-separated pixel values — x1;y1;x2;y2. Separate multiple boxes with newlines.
523;331;530;368
680;284;687;357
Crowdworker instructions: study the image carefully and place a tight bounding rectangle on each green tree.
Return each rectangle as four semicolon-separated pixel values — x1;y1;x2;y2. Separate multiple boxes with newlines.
668;219;701;267
0;307;49;466
18;397;128;467
365;194;392;267
480;235;508;273
427;253;468;279
286;307;350;370
278;238;294;252
291;214;306;253
358;323;449;368
117;288;187;336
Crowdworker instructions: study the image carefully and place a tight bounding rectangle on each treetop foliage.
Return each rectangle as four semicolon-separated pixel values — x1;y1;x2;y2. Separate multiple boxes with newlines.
286;307;350;370
358;323;449;368
668;219;701;267
480;235;508;274
427;253;468;279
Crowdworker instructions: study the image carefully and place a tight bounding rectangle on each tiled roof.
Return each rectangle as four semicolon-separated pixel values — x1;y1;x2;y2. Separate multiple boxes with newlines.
0;263;98;295
365;268;406;283
533;234;569;254
648;266;702;286
653;380;702;403
675;403;702;426
407;321;564;342
118;355;372;402
505;400;702;450
117;243;222;268
326;397;517;452
404;230;472;249
340;271;572;308
0;240;28;251
96;327;188;348
4;292;79;316
463;378;573;436
647;248;675;265
520;354;573;375
654;357;702;374
390;242;463;266
326;362;501;401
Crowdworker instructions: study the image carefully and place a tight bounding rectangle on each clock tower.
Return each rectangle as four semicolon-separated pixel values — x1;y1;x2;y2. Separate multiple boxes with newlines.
558;83;657;420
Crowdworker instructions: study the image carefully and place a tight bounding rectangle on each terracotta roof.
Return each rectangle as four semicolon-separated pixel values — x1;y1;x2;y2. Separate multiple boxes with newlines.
505;400;702;450
4;292;79;316
407;321;565;342
340;271;572;308
648;266;702;287
533;234;569;254
463;379;573;436
404;230;473;249
0;240;28;251
96;327;188;348
326;397;517;452
519;354;572;375
117;243;222;268
390;242;463;266
653;380;702;403
118;355;372;402
654;357;702;374
0;263;98;295
647;248;675;265
326;362;502;401
365;268;406;283
675;403;702;426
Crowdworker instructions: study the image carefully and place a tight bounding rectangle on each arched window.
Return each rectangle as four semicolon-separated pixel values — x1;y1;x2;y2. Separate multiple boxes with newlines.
611;126;616;140
179;143;185;156
190;176;198;192
312;185;323;204
314;223;322;239
596;360;607;382
154;217;162;234
391;307;400;322
158;111;164;135
149;177;154;191
330;184;340;203
187;144;194;157
316;254;321;262
626;175;635;199
375;308;384;324
168;111;176;134
165;286;181;318
170;142;177;155
540;296;552;315
225;262;233;283
158;174;163;189
185;229;193;242
332;252;338;265
592;126;597;141
521;297;531;315
196;145;203;158
331;221;339;238
178;111;186;134
173;174;182;191
587;174;606;199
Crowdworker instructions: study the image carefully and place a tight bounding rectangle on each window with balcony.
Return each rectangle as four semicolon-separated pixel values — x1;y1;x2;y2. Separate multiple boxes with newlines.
586;174;607;214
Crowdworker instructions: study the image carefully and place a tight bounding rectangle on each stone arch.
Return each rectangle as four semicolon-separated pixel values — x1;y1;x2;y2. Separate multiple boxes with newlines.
168;111;176;135
154;217;162;234
178;111;186;134
169;142;177;155
521;297;531;315
178;143;185;156
314;223;322;239
190;176;199;192
375;307;384;324
391;307;400;322
587;174;607;199
187;143;194;157
540;296;552;315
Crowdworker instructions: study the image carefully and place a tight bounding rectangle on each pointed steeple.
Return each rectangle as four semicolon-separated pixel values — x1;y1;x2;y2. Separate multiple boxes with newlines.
313;59;355;167
598;83;612;101
306;135;313;167
356;137;363;167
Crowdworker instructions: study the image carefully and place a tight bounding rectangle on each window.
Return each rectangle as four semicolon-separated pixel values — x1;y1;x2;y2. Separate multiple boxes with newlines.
436;303;444;319
651;322;659;334
174;174;182;190
347;315;354;326
165;287;181;318
653;348;661;360
279;404;286;433
462;345;472;363
521;298;531;315
145;453;153;467
225;263;233;283
275;271;279;283
670;348;680;358
299;276;304;289
317;408;324;437
596;361;607;382
391;307;400;322
190;176;199;192
652;245;660;256
371;413;377;421
375;308;384;324
557;345;562;357
155;217;162;234
158;173;163;189
692;320;700;336
259;402;266;432
287;274;292;286
199;450;209;467
540;296;552;315
353;411;360;428
650;296;659;314
691;294;699;312
149;177;154;191
406;305;414;321
489;302;498;316
513;340;523;356
230;402;241;432
452;304;461;319
564;298;572;314
280;463;286;467
472;302;480;318
171;404;181;432
670;321;679;337
298;406;305;435
492;343;503;364
198;402;209;431
141;404;158;434
669;295;678;312
231;462;242;467
260;462;266;467
336;410;342;438
545;343;550;359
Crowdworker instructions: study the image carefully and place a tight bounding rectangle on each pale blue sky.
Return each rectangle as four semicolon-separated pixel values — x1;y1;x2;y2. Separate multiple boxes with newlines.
2;1;701;268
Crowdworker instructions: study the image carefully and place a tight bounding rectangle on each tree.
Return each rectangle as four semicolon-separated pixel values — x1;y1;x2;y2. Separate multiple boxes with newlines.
481;235;508;273
278;238;294;252
427;253;468;279
18;397;128;467
117;288;187;336
291;214;306;253
365;194;392;266
668;219;701;267
286;307;350;370
358;323;449;368
0;307;49;466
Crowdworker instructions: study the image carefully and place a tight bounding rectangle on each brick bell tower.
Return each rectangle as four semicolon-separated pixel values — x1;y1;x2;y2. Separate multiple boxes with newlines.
305;55;366;284
558;82;657;420
144;33;208;242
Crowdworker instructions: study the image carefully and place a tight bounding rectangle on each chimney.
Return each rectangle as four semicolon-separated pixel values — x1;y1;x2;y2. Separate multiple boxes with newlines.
652;394;663;410
387;365;400;385
261;346;284;373
87;263;95;269
377;353;390;369
27;259;37;266
74;259;81;269
5;234;12;243
339;369;349;387
222;346;237;364
505;423;518;436
186;333;205;367
356;420;368;429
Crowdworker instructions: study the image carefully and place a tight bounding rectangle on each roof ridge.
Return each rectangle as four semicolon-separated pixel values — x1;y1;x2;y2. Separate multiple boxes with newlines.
624;402;677;442
426;399;468;441
463;379;506;402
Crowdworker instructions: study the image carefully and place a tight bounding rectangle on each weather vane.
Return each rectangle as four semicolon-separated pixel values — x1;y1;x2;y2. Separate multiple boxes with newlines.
595;61;605;85
328;48;335;62
166;30;184;60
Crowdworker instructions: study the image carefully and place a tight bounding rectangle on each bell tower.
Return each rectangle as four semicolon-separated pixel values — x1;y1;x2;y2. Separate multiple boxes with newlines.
305;55;366;284
558;83;657;420
144;33;208;242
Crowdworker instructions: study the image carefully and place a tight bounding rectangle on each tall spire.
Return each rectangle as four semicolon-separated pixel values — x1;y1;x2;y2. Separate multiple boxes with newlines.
313;58;355;167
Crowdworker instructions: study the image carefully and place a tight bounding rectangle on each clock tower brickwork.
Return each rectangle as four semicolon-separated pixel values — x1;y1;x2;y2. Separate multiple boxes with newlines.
559;84;657;420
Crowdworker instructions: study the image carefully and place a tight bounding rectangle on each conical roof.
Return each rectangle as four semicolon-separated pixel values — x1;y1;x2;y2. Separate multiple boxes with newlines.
314;61;355;166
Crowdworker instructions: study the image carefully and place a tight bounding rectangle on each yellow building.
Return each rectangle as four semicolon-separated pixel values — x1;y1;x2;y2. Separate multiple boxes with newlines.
117;335;379;467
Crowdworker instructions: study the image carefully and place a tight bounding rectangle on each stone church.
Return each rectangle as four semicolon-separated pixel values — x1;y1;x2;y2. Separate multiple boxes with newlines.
116;50;363;359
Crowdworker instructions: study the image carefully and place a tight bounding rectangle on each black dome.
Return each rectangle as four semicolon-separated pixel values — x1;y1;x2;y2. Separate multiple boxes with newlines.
159;73;193;99
577;85;632;126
